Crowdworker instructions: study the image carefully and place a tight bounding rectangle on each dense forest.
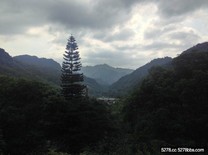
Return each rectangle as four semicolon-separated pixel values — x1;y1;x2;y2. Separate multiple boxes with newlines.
0;45;208;154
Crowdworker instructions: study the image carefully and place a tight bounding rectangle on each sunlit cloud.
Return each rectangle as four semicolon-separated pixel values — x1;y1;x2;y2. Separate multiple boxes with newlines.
0;0;208;69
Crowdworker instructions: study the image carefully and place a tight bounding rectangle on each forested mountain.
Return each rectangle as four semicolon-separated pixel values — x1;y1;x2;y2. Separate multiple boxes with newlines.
14;55;61;71
110;42;208;97
0;49;60;83
110;57;172;96
0;48;33;78
14;55;61;85
182;42;208;54
120;51;208;154
81;64;133;86
0;49;103;96
0;48;16;66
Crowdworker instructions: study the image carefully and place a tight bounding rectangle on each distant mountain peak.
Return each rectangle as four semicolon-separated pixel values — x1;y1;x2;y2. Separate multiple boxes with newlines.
81;64;133;85
0;48;16;65
0;48;5;52
94;64;112;68
13;55;61;69
0;48;11;58
14;54;57;62
97;63;109;66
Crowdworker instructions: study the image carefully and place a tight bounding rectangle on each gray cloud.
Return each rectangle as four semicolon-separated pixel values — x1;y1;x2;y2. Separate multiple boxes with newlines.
157;0;208;18
143;42;182;51
144;24;178;40
0;0;48;34
93;28;135;42
168;30;201;49
0;0;138;36
0;0;208;69
82;48;146;69
144;28;201;52
169;31;200;41
113;44;141;52
1;0;207;35
47;0;127;29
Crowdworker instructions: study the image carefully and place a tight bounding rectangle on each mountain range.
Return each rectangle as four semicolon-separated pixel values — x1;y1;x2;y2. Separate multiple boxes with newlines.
0;49;103;96
0;49;132;96
1;42;208;97
109;57;172;96
81;64;133;86
0;49;61;85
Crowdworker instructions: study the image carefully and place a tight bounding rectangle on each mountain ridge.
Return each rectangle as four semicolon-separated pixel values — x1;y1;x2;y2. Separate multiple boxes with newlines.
81;64;133;86
0;49;104;96
182;42;208;54
1;41;208;97
109;42;208;97
14;55;61;69
110;57;172;96
0;48;17;66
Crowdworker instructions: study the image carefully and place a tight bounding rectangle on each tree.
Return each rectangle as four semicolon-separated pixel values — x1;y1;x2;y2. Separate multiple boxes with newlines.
121;52;208;154
45;98;118;154
61;35;85;99
0;77;56;154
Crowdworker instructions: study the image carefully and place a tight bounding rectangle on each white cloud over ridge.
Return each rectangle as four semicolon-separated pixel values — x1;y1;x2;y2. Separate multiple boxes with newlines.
0;0;208;69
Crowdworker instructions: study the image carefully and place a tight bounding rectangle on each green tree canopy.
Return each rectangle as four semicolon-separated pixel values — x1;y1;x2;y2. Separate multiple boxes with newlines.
121;52;208;154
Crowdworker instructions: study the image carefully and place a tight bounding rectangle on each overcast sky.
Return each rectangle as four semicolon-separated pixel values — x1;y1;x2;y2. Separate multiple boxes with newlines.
0;0;208;69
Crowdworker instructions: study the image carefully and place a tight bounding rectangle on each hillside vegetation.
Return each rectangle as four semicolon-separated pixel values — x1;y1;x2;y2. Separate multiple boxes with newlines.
0;43;208;154
110;57;172;96
119;51;208;154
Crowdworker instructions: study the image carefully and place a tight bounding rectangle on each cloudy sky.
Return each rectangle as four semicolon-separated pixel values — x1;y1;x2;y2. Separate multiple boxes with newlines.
0;0;208;69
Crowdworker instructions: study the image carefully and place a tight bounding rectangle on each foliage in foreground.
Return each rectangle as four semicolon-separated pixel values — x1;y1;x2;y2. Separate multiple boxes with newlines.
121;52;208;154
0;52;208;155
0;76;118;155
